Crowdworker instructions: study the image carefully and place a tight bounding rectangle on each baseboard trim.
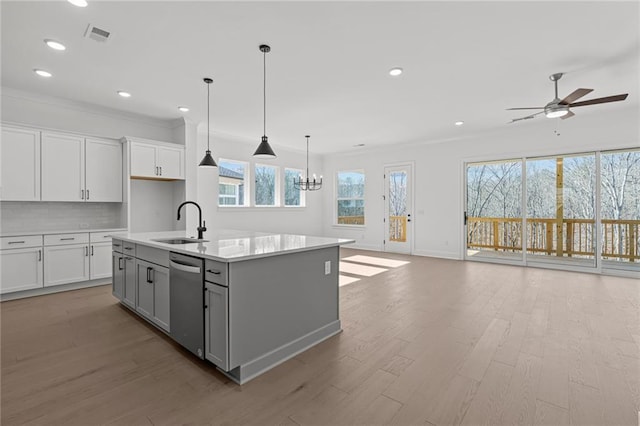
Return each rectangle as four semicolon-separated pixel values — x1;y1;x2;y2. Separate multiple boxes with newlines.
412;249;462;260
0;279;111;301
219;320;342;385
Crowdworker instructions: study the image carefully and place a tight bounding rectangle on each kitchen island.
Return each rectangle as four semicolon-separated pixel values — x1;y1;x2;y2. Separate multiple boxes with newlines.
111;229;353;384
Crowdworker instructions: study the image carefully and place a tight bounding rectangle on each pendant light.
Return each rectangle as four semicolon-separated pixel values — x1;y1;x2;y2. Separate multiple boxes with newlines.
253;44;277;158
294;135;322;191
199;77;217;167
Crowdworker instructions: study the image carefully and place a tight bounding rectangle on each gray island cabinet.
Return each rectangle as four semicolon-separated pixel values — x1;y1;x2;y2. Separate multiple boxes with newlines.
110;230;353;384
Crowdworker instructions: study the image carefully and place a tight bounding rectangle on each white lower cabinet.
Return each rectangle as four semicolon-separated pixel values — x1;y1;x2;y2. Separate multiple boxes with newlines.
205;282;229;370
90;242;112;279
0;247;43;293
44;244;90;287
135;259;170;332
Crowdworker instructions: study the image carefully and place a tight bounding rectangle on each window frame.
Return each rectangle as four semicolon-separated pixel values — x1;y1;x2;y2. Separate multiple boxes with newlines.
254;163;280;207
283;167;306;208
217;158;249;208
335;169;366;227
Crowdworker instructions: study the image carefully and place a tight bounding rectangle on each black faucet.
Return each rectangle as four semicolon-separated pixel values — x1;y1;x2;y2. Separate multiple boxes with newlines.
177;201;206;240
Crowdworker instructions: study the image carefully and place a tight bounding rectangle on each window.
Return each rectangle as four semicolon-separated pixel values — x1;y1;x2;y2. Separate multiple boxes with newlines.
284;168;305;207
336;170;365;225
255;164;278;206
218;159;247;206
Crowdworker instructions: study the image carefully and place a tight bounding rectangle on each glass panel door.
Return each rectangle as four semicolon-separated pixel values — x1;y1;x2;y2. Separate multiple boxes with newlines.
526;153;596;267
384;164;412;254
465;160;523;262
601;149;640;271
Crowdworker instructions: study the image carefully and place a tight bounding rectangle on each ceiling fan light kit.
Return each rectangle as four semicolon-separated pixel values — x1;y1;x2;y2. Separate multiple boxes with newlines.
507;72;628;123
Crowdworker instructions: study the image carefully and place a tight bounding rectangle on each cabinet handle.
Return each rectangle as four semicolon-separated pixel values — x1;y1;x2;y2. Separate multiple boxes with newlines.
155;166;159;176
124;247;133;251
207;269;221;275
124;257;132;261
118;257;123;270
91;245;94;256
113;243;121;247
87;189;90;200
38;249;42;261
146;266;154;283
8;241;25;245
81;189;85;200
60;237;75;241
85;246;89;256
159;166;162;176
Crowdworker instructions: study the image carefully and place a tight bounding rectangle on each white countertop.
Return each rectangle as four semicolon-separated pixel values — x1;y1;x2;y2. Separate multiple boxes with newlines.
0;228;127;238
111;230;355;262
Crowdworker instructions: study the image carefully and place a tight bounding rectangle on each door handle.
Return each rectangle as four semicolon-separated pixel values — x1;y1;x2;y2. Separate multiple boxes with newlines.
170;260;201;274
407;213;412;223
464;211;468;226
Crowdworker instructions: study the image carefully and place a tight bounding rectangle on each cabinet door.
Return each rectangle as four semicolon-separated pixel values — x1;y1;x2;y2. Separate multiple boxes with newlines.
157;146;184;179
112;252;124;300
205;282;229;370
152;265;170;332
44;244;90;287
41;132;85;201
85;138;122;202
130;143;157;178
0;127;40;201
135;260;154;319
123;256;136;308
90;242;112;279
0;247;43;293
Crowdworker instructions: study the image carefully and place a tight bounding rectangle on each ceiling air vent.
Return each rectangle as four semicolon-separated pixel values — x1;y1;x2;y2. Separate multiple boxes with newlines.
84;24;111;42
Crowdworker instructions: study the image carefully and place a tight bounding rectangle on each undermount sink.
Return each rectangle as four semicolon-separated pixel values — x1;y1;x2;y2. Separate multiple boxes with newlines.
152;238;208;245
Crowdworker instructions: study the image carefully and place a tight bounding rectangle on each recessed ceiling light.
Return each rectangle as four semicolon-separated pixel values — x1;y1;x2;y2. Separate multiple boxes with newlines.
389;67;403;77
67;0;88;7
34;69;52;78
455;121;464;126
178;106;189;112
117;91;131;98
353;143;366;147
44;39;66;51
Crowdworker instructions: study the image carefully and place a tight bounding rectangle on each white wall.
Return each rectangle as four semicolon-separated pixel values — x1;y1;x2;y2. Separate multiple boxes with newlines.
322;106;640;259
189;127;325;237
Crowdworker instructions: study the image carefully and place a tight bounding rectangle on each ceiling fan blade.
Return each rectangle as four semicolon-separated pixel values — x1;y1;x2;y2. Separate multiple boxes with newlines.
508;111;544;123
506;107;545;110
560;88;593;105
569;93;628;107
560;111;575;120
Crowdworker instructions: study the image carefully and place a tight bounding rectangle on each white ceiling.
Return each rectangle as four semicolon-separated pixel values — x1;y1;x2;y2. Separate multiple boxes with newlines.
1;1;638;154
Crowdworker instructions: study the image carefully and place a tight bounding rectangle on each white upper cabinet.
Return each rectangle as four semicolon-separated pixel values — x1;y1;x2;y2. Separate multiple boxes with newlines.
41;132;85;202
1;126;41;201
85;138;122;202
128;139;184;180
41;131;122;202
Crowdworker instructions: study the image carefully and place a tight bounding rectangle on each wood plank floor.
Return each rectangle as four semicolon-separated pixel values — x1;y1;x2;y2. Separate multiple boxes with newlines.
2;248;639;425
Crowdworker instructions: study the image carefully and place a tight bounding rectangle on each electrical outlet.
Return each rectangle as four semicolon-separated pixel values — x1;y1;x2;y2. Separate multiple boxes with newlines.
324;261;331;275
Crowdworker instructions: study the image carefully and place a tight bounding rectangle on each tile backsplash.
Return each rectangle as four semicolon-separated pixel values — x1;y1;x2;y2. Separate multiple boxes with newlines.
0;202;126;233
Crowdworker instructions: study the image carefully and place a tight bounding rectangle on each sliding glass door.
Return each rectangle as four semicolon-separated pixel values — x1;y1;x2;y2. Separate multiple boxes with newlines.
526;153;596;267
465;159;523;262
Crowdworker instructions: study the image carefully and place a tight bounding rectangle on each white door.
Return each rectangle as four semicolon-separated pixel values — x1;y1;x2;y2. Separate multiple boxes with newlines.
41;132;85;201
157;146;184;179
0;248;43;293
90;242;113;279
85;138;122;202
384;164;413;254
44;244;90;286
130;142;158;178
0;126;41;201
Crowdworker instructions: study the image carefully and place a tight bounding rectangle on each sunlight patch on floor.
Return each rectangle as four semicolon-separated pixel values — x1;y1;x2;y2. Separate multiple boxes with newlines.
342;255;409;268
339;261;387;277
339;275;361;287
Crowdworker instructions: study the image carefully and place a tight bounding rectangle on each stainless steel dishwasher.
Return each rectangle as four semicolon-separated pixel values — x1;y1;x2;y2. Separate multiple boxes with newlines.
169;252;205;359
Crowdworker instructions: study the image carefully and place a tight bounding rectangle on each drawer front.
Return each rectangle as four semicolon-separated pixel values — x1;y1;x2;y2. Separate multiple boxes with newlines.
90;231;116;243
122;240;136;256
136;244;169;268
205;259;228;286
44;233;89;246
112;239;124;253
1;235;43;250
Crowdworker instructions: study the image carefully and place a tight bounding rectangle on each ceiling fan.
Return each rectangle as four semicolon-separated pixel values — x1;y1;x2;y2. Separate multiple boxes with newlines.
507;72;628;123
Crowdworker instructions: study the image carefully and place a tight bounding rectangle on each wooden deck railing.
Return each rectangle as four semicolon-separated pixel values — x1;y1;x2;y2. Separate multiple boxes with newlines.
467;217;640;261
389;216;407;242
338;215;365;225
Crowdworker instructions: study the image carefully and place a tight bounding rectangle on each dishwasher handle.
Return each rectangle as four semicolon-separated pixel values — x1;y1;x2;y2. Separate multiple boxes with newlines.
170;260;201;274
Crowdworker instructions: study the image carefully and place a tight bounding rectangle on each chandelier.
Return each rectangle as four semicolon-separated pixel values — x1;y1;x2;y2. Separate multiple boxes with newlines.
294;135;322;191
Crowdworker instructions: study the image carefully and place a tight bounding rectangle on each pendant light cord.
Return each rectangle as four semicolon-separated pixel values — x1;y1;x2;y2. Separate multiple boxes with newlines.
306;136;310;179
263;49;267;136
207;81;211;151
